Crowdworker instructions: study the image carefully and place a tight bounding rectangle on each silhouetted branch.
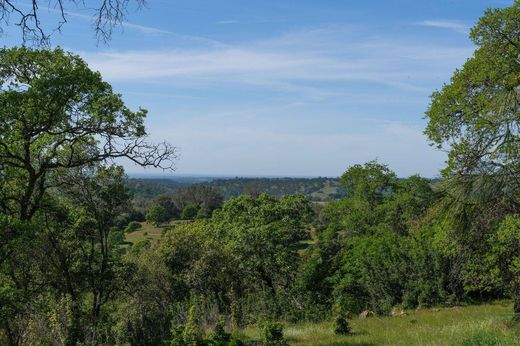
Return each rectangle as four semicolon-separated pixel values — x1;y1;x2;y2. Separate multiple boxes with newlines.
0;0;146;45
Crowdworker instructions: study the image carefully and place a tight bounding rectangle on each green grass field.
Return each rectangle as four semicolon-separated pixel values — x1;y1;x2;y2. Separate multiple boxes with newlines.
124;221;164;244
242;302;520;345
124;220;194;245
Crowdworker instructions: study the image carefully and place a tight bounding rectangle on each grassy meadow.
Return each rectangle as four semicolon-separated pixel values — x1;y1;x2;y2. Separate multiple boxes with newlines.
124;221;164;244
241;302;519;345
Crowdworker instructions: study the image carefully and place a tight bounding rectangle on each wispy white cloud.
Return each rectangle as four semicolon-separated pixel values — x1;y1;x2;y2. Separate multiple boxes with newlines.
90;24;460;177
82;25;472;99
415;20;470;34
31;4;172;36
62;10;171;35
119;21;171;34
216;20;239;24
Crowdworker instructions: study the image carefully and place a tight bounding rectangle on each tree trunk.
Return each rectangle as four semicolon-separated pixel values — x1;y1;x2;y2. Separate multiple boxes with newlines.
90;292;102;343
65;300;82;346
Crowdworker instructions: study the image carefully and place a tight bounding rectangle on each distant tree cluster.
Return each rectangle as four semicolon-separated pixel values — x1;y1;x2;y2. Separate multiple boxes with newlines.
144;185;224;224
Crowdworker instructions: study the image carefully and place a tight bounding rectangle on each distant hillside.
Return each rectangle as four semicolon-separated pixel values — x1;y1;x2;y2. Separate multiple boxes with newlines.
127;176;346;206
127;178;190;199
202;177;346;200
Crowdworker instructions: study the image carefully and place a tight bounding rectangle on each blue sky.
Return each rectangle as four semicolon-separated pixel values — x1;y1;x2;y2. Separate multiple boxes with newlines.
2;0;513;177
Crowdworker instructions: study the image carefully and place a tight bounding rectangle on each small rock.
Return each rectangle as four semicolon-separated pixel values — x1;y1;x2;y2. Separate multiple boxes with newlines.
359;310;375;319
390;308;406;317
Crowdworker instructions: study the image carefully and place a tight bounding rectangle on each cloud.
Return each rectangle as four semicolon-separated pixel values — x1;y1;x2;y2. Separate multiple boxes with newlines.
81;24;463;177
216;20;239;24
119;22;172;34
31;4;172;36
415;20;470;34
82;25;472;99
138;112;445;177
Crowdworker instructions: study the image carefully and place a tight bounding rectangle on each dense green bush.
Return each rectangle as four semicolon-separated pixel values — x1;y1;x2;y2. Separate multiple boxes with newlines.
209;317;231;345
125;221;142;233
262;321;288;346
183;305;204;346
146;204;169;226
181;203;201;220
334;315;351;335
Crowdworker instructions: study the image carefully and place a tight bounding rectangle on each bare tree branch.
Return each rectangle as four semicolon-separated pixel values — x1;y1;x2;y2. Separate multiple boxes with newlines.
0;0;146;45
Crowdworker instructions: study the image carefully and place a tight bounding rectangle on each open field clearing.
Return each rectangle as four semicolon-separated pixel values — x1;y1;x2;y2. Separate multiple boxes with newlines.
243;302;519;345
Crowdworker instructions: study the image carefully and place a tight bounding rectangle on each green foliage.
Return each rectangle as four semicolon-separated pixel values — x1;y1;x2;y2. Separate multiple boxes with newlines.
210;317;231;344
170;325;186;346
333;315;350;335
339;160;397;208
173;185;224;216
203;177;346;201
109;229;125;244
301;162;439;316
0;46;174;344
212;193;313;308
425;1;520;179
262;320;288;346
125;221;142;233
183;305;204;346
2;3;520;340
181;203;201;220
146;204;169;226
333;229;410;314
490;215;520;319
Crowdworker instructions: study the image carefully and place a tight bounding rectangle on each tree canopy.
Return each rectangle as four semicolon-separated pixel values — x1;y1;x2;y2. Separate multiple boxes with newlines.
425;1;520;183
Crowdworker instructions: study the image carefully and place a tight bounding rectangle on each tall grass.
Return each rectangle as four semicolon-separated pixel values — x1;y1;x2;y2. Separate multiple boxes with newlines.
243;301;520;345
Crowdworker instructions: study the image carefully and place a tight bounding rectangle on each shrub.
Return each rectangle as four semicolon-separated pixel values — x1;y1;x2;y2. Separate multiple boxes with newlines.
262;320;288;346
183;305;203;346
146;204;169;226
108;229;125;244
210;317;230;344
130;239;151;256
170;325;185;346
125;221;142;233
181;204;200;220
334;315;351;335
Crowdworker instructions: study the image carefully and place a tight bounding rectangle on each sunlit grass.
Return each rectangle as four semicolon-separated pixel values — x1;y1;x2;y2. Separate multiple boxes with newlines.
124;220;194;245
242;302;520;345
124;221;164;244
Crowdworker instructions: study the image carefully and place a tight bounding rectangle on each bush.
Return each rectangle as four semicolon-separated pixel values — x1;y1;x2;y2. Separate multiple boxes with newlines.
210;317;230;344
130;239;151;256
146;204;169;226
262;321;288;346
125;221;142;233
170;325;185;346
108;229;125;244
181;204;200;220
183;305;203;346
334;315;351;335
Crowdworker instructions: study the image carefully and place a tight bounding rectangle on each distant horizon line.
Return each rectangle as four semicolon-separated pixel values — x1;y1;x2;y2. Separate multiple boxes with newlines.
126;172;439;180
126;172;339;179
